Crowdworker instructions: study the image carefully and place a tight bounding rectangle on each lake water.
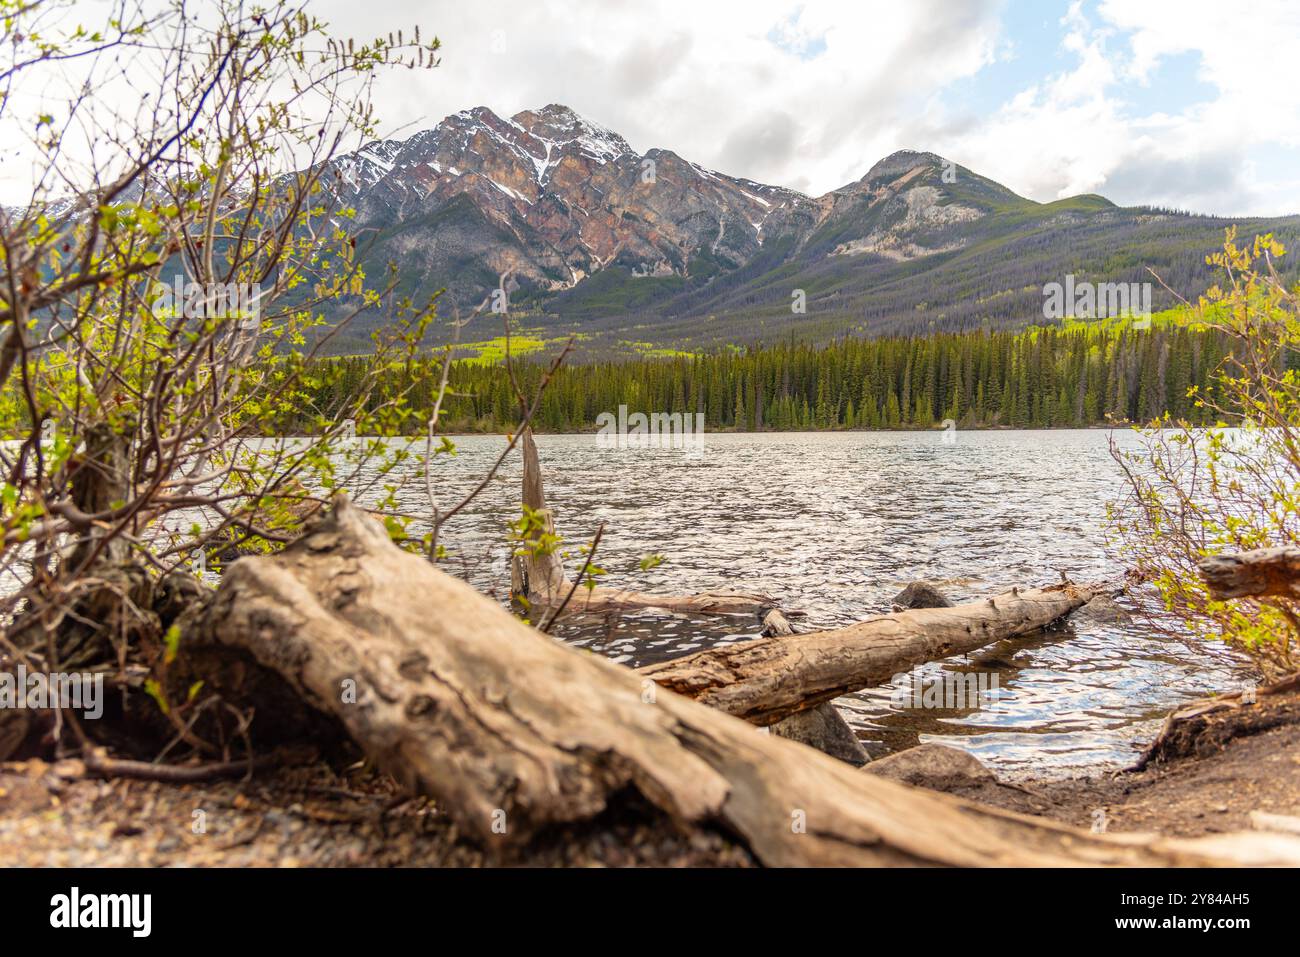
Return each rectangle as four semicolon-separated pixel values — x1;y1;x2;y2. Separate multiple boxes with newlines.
357;429;1246;779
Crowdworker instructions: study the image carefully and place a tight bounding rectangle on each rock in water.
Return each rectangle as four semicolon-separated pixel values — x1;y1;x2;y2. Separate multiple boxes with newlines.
891;581;954;609
769;703;870;766
1071;594;1132;626
863;743;994;790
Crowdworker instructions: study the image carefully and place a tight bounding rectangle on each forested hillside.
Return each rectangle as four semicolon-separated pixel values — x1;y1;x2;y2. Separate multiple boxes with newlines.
280;319;1234;434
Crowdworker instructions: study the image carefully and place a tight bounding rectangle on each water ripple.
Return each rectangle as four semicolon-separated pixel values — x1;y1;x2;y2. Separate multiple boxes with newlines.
360;429;1246;777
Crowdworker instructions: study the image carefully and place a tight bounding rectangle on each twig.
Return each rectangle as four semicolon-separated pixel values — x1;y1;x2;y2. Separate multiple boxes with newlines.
81;748;282;783
539;522;606;633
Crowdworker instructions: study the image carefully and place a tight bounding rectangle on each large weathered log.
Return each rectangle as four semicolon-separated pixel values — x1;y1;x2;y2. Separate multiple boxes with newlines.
639;583;1095;726
1198;546;1300;600
515;429;778;616
187;497;1300;866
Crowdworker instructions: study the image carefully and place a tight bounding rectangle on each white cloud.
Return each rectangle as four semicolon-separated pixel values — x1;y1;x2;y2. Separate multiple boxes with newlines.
313;0;1004;195
934;0;1300;215
4;0;1296;215
324;0;1298;214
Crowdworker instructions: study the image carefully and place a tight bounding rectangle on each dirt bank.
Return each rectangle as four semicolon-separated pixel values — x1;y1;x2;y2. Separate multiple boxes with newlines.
0;757;754;867
898;684;1300;838
1;685;1295;866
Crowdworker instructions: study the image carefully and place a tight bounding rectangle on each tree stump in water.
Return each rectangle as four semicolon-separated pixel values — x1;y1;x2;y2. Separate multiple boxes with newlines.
515;428;780;617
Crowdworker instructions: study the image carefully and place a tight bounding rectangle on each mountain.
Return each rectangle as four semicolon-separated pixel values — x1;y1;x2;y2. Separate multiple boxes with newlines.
327;104;814;311
319;104;1300;355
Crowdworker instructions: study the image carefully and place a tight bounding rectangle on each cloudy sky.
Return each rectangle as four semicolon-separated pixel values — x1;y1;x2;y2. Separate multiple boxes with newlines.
312;0;1300;216
4;0;1297;215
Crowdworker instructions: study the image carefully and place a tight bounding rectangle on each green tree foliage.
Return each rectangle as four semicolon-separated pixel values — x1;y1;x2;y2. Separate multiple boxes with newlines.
274;319;1233;435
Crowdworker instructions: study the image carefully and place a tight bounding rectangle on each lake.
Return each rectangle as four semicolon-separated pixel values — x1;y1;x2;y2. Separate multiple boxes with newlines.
354;428;1246;779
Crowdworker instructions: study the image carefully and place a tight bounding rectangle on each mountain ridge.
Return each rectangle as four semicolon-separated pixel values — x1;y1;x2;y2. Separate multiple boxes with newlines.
315;103;1300;355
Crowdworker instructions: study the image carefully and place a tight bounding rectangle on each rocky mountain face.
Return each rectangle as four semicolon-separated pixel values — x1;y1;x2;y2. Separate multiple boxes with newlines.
319;104;1300;353
328;104;816;306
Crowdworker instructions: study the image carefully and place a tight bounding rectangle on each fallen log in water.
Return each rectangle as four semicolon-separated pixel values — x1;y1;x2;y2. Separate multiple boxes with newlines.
516;428;1091;732
513;429;778;617
638;583;1096;726
181;496;1300;866
1198;545;1300;600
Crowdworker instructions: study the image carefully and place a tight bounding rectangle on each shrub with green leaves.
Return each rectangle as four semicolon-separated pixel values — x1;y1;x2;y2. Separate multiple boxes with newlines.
1110;229;1299;678
0;1;446;658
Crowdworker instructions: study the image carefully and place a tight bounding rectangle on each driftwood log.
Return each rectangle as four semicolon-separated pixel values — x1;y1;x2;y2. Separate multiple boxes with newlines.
1199;546;1300;600
517;430;1093;740
183;496;1300;866
639;583;1096;726
514;429;779;617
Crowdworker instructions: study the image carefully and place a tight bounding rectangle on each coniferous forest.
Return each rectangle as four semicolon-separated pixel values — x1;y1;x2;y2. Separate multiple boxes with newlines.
279;321;1233;434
